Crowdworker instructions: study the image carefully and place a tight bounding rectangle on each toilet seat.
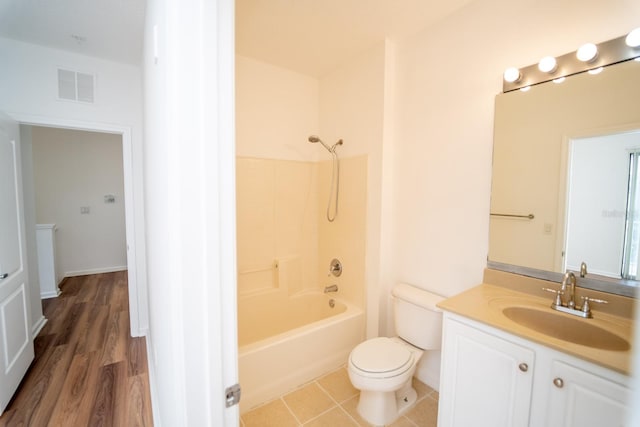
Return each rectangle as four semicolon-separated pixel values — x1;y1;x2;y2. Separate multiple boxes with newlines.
349;337;414;379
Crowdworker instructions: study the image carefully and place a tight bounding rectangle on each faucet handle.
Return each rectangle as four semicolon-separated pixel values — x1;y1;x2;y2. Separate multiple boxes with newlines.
581;296;608;316
542;287;564;306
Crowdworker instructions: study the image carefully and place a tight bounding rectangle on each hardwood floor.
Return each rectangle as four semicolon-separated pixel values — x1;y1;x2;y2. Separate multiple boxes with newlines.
0;271;153;427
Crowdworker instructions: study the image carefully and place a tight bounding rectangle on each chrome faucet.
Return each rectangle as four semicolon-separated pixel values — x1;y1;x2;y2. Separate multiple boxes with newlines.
324;284;338;293
543;270;608;318
561;271;577;309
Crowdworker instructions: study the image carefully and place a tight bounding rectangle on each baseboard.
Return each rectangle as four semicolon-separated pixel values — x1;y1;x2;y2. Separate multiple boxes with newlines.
145;333;161;427
64;266;128;277
31;316;48;338
40;287;61;299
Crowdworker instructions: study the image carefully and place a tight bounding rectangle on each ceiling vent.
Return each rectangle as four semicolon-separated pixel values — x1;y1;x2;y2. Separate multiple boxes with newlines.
57;68;95;103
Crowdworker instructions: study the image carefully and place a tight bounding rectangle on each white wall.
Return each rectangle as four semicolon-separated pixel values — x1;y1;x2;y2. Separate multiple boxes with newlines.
0;36;148;335
17;125;45;336
390;0;640;303
236;55;319;161
31;126;127;277
143;0;238;425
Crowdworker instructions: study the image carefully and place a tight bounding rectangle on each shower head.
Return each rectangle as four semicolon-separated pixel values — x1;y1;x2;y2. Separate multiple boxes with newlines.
308;134;340;153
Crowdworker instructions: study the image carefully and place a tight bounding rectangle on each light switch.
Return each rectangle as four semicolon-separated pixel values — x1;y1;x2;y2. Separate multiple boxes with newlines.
544;223;552;234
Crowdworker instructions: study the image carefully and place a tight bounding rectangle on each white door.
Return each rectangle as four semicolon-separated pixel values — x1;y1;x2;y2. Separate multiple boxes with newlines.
0;111;34;415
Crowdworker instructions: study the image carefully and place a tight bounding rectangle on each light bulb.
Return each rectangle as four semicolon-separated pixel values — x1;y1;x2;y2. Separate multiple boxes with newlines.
503;67;521;83
538;56;557;73
577;43;598;62
626;28;640;48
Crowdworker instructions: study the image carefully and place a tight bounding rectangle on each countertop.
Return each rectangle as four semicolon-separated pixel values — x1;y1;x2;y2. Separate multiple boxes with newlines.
437;282;634;375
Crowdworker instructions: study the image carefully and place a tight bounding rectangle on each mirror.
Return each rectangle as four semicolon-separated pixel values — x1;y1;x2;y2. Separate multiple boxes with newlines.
489;58;640;297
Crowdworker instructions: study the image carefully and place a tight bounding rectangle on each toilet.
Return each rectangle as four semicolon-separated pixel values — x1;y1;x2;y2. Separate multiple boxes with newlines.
348;283;444;426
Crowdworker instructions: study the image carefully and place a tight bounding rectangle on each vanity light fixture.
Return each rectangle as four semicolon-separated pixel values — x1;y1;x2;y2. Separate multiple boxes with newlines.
588;67;604;75
519;86;531;92
627;28;640;47
502;29;640;92
503;67;521;83
576;43;598;62
538;56;557;73
552;77;566;84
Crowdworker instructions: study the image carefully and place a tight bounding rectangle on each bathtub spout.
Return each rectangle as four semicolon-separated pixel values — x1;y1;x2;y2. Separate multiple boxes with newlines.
324;284;338;293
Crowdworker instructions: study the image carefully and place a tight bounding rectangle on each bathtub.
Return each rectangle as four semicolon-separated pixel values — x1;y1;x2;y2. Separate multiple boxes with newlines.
238;291;364;412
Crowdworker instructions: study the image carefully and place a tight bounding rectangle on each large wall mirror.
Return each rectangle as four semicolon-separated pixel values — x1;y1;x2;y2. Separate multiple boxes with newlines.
489;58;640;297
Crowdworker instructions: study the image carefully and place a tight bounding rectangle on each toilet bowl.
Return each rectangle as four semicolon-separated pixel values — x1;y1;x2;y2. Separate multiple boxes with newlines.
348;337;423;425
347;283;443;426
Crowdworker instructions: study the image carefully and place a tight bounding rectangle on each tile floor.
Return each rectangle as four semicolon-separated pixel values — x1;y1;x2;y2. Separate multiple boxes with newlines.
240;367;439;427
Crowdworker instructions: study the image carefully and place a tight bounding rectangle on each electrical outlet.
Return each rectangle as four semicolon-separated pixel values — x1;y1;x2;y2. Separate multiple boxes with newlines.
80;206;90;214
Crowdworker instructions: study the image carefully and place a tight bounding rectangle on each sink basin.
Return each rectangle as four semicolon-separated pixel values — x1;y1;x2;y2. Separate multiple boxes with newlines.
502;307;630;351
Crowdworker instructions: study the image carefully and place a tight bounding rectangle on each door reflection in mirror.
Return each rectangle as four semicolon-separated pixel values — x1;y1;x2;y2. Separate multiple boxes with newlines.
564;131;640;279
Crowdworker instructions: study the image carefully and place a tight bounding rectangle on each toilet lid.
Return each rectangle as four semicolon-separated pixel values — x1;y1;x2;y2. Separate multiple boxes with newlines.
350;337;412;374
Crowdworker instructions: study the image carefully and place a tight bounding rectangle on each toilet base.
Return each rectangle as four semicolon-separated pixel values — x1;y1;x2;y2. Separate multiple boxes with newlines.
356;381;418;426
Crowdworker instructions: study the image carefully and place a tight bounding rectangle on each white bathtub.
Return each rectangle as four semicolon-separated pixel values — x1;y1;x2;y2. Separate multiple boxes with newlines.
238;291;364;412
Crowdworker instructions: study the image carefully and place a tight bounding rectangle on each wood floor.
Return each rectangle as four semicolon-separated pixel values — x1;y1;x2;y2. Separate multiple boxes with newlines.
0;271;153;427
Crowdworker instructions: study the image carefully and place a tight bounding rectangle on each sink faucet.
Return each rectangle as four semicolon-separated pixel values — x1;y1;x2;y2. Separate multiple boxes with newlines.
324;284;338;293
561;271;577;309
543;271;609;318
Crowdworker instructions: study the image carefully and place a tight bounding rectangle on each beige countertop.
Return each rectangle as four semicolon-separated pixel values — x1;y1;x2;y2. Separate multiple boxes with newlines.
437;279;634;375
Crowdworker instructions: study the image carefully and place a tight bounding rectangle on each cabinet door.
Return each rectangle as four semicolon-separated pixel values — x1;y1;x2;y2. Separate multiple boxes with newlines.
439;317;534;427
545;360;630;427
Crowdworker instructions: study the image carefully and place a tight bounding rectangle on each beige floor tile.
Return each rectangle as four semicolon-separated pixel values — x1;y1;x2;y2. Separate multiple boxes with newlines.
388;416;417;427
283;382;336;423
412;378;434;401
405;396;438;427
341;395;378;426
242;399;299;427
304;407;359;427
317;367;359;403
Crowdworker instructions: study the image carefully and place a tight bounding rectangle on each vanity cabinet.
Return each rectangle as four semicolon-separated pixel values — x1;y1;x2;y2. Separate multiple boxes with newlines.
545;360;630;427
438;316;534;427
439;314;631;427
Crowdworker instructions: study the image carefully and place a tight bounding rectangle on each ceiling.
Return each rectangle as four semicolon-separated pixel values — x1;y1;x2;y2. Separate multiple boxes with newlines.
236;0;475;77
0;0;473;73
0;0;146;65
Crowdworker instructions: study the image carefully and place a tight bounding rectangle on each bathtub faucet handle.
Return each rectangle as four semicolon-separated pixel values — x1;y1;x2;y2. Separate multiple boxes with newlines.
328;258;342;277
324;284;338;293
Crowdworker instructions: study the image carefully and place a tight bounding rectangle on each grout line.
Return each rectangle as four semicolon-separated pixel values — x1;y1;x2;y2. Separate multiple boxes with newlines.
280;396;304;426
299;380;340;425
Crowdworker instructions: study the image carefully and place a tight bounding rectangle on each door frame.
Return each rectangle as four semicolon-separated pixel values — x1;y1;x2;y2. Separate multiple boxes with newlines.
6;112;145;337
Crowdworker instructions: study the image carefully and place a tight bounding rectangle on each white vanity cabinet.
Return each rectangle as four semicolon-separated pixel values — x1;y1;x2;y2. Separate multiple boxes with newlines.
438;315;534;427
544;360;630;427
439;313;631;427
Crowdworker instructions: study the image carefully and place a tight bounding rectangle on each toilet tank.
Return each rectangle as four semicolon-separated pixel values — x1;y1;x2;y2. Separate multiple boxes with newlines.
392;283;444;350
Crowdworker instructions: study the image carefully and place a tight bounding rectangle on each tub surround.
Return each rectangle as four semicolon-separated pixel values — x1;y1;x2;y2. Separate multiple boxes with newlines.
437;269;634;374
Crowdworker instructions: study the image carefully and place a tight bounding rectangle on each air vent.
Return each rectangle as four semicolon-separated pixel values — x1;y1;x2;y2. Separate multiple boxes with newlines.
57;68;95;103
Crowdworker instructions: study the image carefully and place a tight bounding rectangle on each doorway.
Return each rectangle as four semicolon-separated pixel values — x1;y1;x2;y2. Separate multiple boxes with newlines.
26;125;127;285
10;114;143;337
